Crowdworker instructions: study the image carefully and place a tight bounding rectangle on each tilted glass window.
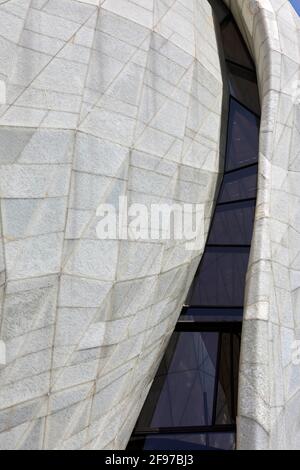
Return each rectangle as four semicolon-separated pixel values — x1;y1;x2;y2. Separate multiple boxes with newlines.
225;99;260;171
136;332;220;429
187;247;250;307
207;200;256;246
128;327;240;451
221;19;254;70
228;63;260;115
218;165;257;204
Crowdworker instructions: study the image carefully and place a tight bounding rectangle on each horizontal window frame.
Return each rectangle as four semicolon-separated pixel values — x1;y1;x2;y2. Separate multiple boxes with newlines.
133;425;236;436
175;321;242;332
216;196;256;207
180;307;244;324
224;162;258;177
227;60;258;84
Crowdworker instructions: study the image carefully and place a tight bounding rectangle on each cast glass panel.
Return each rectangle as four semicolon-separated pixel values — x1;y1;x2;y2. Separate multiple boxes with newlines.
207;200;256;246
225;99;260;171
218;165;257;203
208;0;230;22
215;333;240;424
187;247;250;307
221;20;254;70
228;63;260;115
136;332;219;428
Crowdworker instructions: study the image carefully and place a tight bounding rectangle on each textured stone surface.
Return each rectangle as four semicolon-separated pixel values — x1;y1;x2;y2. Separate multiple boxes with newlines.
1;0;299;451
224;0;300;451
0;0;224;449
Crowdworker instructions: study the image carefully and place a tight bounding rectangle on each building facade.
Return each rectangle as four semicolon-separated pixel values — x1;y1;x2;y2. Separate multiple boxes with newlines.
0;0;299;450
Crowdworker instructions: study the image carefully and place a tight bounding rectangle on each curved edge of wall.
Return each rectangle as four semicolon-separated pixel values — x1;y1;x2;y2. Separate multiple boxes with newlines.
224;0;300;450
0;0;225;450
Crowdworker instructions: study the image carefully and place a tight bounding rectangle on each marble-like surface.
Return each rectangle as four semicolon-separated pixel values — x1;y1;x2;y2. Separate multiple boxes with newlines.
1;0;299;451
0;0;224;449
224;0;300;451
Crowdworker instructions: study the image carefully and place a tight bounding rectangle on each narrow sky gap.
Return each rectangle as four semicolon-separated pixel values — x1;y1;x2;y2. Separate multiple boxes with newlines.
290;0;300;15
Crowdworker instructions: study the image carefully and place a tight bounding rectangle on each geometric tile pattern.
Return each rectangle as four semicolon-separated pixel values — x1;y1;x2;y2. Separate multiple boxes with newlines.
0;0;224;449
225;0;300;450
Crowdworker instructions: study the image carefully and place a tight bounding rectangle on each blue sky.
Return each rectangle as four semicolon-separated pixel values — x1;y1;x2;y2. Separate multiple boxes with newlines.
290;0;300;15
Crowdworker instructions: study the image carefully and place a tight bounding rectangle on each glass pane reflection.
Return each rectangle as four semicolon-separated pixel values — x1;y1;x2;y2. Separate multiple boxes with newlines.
187;247;250;307
207;200;255;246
218;165;257;204
226;99;260;171
208;0;230;23
136;332;219;428
228;64;260;116
221;20;254;70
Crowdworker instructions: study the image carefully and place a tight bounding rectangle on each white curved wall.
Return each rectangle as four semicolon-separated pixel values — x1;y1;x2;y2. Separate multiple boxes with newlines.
224;0;300;451
0;0;224;449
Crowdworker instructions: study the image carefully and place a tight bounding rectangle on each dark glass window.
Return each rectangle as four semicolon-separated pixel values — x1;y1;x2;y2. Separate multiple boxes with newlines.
218;165;257;204
225;99;260;171
228;63;260;115
207;200;256;246
136;332;219;429
187;247;250;307
129;327;240;451
215;332;240;424
208;0;230;22
221;19;254;70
